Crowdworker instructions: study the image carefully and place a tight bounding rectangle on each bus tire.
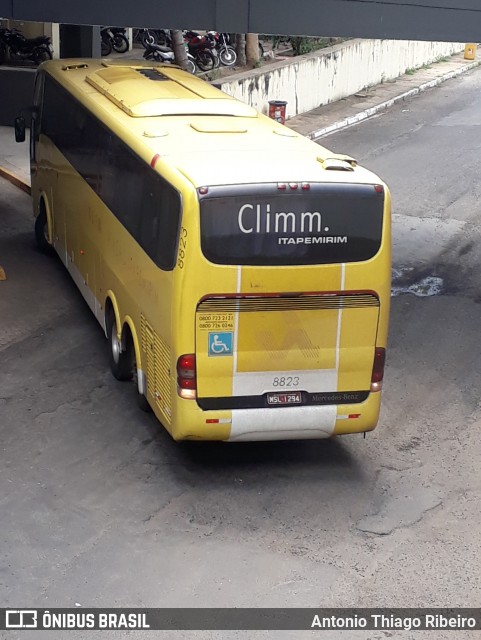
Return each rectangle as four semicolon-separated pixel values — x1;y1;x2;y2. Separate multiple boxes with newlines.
107;312;133;381
34;205;53;254
129;334;152;412
137;392;151;412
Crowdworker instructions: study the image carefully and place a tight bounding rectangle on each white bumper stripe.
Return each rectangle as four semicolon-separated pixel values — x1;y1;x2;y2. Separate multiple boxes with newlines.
228;405;337;441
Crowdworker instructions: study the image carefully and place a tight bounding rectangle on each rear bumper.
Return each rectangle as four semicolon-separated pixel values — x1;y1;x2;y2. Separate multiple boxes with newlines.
170;392;382;441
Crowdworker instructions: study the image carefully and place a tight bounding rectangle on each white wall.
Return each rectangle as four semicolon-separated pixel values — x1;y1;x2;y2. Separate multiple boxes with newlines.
218;39;465;119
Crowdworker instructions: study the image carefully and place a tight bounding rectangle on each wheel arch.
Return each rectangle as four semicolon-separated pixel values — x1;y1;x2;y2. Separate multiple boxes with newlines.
104;293;121;339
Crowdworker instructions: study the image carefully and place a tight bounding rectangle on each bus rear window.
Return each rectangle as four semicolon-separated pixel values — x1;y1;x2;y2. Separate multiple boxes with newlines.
200;184;384;266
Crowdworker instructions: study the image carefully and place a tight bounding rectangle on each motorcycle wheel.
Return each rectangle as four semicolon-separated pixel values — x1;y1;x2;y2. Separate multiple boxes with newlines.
156;31;171;47
195;49;215;72
141;31;157;48
186;58;196;74
219;46;237;66
112;34;129;54
33;46;53;65
101;38;112;56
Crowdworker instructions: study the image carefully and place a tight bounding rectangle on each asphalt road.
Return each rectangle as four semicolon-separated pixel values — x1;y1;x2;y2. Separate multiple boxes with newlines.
1;66;481;640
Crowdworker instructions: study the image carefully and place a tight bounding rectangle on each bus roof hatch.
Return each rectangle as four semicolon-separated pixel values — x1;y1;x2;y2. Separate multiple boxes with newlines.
86;64;258;118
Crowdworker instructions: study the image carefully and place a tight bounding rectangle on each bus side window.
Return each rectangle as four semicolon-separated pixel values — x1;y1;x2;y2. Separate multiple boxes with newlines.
97;136;181;271
76;113;105;193
138;172;181;271
99;136;143;240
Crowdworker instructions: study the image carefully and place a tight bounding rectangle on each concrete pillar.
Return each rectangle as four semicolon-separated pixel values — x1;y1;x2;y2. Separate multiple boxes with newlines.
127;28;133;51
44;23;60;59
59;24;101;58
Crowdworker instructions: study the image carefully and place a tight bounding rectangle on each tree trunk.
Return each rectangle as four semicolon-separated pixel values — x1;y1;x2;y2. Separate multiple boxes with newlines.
170;30;189;71
246;33;259;66
235;33;246;66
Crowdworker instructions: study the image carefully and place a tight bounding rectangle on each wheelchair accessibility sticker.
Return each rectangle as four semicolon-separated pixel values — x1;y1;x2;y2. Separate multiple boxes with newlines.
208;332;233;357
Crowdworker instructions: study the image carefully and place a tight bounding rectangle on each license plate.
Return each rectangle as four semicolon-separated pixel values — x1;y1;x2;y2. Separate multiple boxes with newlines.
267;392;302;406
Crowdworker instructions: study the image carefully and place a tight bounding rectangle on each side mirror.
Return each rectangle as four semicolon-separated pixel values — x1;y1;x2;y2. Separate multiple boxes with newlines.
14;115;26;143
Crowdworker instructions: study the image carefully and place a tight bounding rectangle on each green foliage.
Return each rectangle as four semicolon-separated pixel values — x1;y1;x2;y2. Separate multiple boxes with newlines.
269;34;337;56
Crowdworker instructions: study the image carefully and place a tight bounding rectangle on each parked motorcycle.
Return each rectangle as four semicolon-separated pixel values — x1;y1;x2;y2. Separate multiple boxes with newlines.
207;31;237;67
183;31;216;72
0;28;53;65
143;42;196;75
101;27;129;56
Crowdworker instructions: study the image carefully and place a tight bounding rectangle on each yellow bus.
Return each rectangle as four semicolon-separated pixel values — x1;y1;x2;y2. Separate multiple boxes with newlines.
16;59;391;442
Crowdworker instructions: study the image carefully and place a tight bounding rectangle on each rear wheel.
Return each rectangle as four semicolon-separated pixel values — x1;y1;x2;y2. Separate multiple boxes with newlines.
107;313;133;381
107;314;152;411
141;30;157;48
133;357;151;413
112;34;129;53
219;46;237;66
195;49;215;72
137;391;151;412
34;204;53;254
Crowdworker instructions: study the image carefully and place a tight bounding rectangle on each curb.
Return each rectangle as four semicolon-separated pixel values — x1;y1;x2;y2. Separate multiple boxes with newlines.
0;165;31;194
306;58;481;140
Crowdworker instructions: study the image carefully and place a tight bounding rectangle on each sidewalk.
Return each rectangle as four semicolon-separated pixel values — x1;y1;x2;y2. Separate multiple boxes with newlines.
287;50;481;138
0;49;480;194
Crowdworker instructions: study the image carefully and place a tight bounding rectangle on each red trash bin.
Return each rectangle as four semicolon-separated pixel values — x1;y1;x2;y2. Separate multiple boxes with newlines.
268;100;287;124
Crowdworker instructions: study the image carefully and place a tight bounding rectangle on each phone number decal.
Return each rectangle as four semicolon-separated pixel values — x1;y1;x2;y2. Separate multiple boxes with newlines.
198;313;234;331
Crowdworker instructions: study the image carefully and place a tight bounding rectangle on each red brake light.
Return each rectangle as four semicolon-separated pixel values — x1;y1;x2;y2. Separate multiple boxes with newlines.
374;184;384;194
177;353;195;378
371;347;386;391
301;183;310;190
277;183;286;190
179;378;196;390
289;183;298;190
177;354;196;392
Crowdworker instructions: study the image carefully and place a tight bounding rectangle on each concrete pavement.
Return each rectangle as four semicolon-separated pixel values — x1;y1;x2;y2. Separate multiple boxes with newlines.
0;49;480;193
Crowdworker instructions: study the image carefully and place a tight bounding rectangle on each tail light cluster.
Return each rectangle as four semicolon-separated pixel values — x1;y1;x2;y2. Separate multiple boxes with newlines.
177;354;197;399
371;347;386;392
